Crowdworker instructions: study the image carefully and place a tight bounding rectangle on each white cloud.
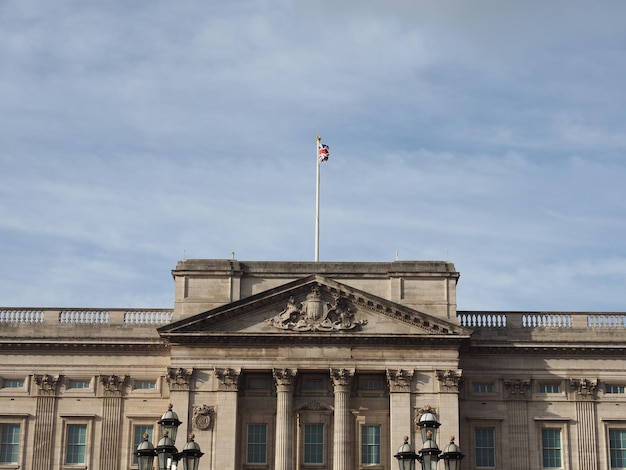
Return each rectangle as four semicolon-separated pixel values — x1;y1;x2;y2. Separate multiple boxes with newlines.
1;0;625;310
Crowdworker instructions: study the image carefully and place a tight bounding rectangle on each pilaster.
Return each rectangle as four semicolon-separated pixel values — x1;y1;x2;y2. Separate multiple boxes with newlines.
166;367;193;447
435;370;461;444
32;374;60;470
571;379;599;470
99;374;127;470
387;369;414;467
213;367;241;470
504;378;531;470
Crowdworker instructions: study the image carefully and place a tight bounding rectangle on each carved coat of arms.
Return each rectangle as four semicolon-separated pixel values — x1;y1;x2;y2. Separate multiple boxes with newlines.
265;286;367;332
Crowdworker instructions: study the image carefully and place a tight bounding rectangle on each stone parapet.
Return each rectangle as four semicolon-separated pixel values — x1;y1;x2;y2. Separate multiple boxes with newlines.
458;311;626;349
172;259;460;320
0;308;173;352
0;307;173;326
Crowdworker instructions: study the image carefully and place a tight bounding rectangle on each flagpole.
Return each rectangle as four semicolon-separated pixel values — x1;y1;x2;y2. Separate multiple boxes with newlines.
315;135;321;262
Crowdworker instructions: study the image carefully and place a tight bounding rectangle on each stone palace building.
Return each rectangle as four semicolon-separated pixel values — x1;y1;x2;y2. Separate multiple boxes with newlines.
1;259;625;470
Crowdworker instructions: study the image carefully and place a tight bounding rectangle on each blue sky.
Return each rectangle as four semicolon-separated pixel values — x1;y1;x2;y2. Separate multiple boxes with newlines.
1;1;625;312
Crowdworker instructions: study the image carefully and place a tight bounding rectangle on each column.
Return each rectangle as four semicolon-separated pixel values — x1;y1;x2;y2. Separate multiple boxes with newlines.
32;374;60;470
330;368;355;470
387;368;414;465
213;367;241;470
503;378;531;470
273;368;297;470
99;375;126;470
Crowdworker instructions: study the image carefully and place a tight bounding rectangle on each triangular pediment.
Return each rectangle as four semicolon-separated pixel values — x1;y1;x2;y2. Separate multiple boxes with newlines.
158;275;471;346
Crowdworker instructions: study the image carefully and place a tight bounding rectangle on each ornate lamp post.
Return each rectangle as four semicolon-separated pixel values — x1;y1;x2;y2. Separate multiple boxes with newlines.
394;436;419;470
158;404;183;443
440;437;464;470
418;430;441;470
136;433;156;470
156;430;178;470
178;435;204;470
136;404;204;470
416;406;441;445
395;406;464;470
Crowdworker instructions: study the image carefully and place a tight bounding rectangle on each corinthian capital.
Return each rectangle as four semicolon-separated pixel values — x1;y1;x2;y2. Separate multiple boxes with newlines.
503;378;531;399
387;369;414;392
273;368;298;389
214;367;241;391
570;378;598;400
330;368;355;390
34;374;60;396
100;375;127;396
167;367;193;391
436;370;462;392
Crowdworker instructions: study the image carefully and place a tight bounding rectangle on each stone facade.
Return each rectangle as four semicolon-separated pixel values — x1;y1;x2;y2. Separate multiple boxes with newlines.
0;260;625;470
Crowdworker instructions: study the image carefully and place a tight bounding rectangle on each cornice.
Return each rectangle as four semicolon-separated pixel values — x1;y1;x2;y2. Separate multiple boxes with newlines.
463;343;626;356
174;260;458;278
352;295;459;335
163;332;469;347
0;340;170;353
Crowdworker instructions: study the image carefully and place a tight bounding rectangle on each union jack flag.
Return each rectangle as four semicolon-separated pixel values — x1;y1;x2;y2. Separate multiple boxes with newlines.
317;142;329;163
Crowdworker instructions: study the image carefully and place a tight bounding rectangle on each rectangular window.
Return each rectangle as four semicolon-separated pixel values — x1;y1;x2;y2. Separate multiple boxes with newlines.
473;383;495;394
607;386;626;394
248;378;269;389
0;424;20;464
305;378;323;389
3;380;24;389
304;424;324;464
361;379;382;390
610;429;626;469
541;428;562;468
135;380;156;390
475;428;495;467
66;424;87;464
247;424;268;464
361;425;381;465
132;425;154;465
539;384;561;394
70;380;91;389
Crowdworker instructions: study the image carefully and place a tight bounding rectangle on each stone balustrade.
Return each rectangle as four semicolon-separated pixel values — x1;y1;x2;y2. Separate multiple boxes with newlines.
458;311;626;329
3;308;626;331
0;308;174;326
